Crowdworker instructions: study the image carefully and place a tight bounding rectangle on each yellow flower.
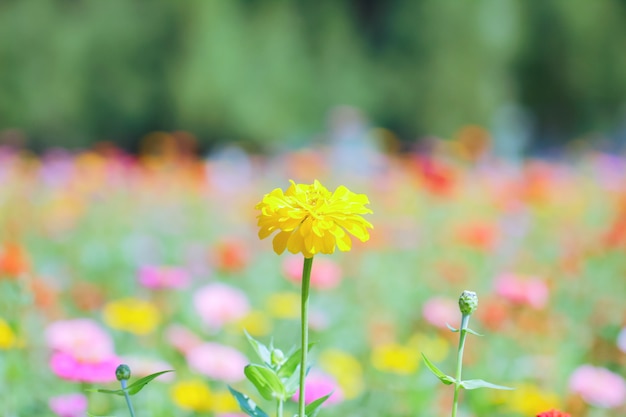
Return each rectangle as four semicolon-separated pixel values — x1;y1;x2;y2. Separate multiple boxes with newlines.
209;389;240;413
103;298;160;335
494;383;561;415
266;292;300;319
371;343;420;375
0;318;18;349
170;379;212;412
231;310;273;337
319;349;365;399
408;332;450;363
256;180;373;258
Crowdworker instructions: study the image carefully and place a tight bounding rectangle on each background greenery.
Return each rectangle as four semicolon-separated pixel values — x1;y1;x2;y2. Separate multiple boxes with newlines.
1;0;626;152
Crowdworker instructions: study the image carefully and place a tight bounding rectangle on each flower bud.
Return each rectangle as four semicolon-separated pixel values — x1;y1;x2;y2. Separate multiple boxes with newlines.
271;348;285;366
115;364;131;381
458;290;478;315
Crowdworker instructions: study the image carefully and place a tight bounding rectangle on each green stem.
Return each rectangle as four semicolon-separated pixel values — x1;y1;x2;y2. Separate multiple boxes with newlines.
277;398;284;417
120;380;136;417
451;314;470;417
298;256;314;417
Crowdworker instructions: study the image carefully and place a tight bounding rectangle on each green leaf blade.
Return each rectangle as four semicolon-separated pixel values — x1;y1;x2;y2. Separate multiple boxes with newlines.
421;353;455;385
460;379;514;390
244;364;286;401
305;392;332;417
126;370;175;395
228;386;270;417
276;342;316;379
244;330;272;365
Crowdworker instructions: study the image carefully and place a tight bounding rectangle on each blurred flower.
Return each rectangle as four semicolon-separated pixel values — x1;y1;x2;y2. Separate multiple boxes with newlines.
213;238;251;273
536;410;571;417
0;241;29;278
233;310;272;337
165;324;203;355
266;292;300;319
494;273;549;309
408;333;450;363
45;319;115;362
291;370;343;406
186;342;247;383
371;342;419;375
617;326;626;353
193;283;250;331
45;319;118;383
498;383;561;415
422;297;460;329
319;349;364;399
137;265;191;290
170;379;212;412
256;180;373;258
50;351;119;383
210;389;240;414
568;364;626;408
0;318;20;349
49;393;88;417
282;255;342;290
103;298;161;335
454;221;498;251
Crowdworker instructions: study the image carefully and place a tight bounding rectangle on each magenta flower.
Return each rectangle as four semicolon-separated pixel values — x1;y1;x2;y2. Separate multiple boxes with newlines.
186;342;248;383
45;319;119;383
291;370;343;406
193;283;250;331
50;351;119;383
49;393;88;417
282;256;343;290
138;265;191;289
569;364;626;408
494;273;549;309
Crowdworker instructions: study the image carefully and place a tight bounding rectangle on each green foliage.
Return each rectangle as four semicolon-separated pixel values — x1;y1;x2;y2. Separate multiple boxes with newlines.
1;1;625;149
89;370;174;396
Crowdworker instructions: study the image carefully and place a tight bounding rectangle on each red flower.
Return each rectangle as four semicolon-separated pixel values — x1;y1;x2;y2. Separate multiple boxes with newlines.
536;409;571;417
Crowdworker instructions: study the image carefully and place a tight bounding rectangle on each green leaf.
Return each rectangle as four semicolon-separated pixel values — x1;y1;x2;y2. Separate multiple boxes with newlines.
421;353;455;385
228;386;270;417
126;370;175;395
464;328;483;336
276;342;316;379
283;366;301;397
460;379;514;390
87;370;174;397
305;392;332;417
244;330;272;365
244;364;286;401
446;323;459;332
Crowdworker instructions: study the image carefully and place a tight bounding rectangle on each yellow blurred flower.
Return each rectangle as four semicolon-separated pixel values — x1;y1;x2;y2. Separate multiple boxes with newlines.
494;383;561;415
234;310;273;336
103;298;160;335
408;332;451;363
170;379;212;412
0;318;18;349
266;292;300;319
319;349;364;399
371;343;419;375
210;389;240;413
256;180;373;258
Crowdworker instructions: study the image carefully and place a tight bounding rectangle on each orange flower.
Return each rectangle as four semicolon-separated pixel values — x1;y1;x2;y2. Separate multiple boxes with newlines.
536;409;570;417
0;242;29;278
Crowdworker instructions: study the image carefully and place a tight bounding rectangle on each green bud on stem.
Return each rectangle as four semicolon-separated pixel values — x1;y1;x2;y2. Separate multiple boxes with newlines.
116;364;132;382
458;290;478;316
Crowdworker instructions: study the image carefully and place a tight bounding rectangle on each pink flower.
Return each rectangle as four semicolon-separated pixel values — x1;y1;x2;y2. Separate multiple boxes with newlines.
50;351;118;383
138;265;191;289
568;364;626;408
193;283;250;331
291;370;343;406
186;342;247;383
49;393;88;417
165;324;203;355
422;297;460;329
45;319;119;383
494;273;549;309
282;256;343;290
45;319;115;362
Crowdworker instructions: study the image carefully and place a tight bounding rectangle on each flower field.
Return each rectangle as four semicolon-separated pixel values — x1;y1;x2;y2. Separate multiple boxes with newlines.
1;141;625;417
